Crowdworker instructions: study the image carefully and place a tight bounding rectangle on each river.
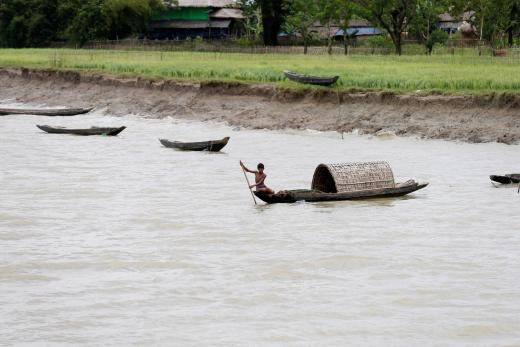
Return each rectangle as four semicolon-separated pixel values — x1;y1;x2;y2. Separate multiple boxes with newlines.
1;110;519;345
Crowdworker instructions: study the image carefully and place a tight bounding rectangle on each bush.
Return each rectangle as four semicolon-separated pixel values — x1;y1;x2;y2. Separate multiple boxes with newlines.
426;29;448;54
365;35;393;49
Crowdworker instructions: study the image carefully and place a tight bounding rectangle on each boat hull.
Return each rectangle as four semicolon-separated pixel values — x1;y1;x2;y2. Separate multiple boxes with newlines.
1;108;93;116
490;174;520;184
283;70;339;86
255;182;429;204
159;137;229;152
37;125;126;136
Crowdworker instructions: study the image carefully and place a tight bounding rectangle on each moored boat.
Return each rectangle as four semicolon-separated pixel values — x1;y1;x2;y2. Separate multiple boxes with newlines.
159;137;230;152
0;107;93;116
283;70;340;86
490;174;520;184
254;161;428;204
37;125;126;136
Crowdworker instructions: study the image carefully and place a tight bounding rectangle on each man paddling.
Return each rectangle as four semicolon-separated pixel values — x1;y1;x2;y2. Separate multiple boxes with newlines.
240;161;274;195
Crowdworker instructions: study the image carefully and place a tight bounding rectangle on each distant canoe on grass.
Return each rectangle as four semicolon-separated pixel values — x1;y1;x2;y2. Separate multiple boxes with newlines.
283;70;339;86
490;174;520;184
159;137;230;152
0;107;93;116
254;161;428;204
37;125;126;136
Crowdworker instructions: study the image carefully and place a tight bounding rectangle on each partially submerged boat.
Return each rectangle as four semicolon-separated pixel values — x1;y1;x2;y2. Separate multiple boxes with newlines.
254;161;428;204
490;174;520;184
159;137;230;152
37;125;126;136
0;107;93;116
283;70;340;86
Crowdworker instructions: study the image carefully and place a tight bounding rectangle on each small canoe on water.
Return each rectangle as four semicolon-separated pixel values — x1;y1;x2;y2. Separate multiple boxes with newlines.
283;70;339;86
490;174;520;184
37;125;126;136
159;137;230;152
255;181;429;204
0;107;93;116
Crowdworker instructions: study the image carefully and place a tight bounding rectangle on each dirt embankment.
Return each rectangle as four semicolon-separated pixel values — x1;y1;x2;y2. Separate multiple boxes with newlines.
1;67;519;144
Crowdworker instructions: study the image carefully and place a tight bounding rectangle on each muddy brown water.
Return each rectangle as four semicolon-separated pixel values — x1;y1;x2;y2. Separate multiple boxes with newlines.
1;109;519;345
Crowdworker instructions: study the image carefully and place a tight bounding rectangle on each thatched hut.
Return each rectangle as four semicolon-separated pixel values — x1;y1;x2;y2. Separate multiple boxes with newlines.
311;161;395;193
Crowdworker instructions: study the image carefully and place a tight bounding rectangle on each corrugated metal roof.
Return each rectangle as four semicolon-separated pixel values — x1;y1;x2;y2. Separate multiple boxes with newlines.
210;8;244;19
335;27;382;37
151;20;231;29
169;0;237;7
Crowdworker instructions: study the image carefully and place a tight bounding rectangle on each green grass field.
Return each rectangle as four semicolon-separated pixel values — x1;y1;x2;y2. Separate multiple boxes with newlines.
0;48;519;94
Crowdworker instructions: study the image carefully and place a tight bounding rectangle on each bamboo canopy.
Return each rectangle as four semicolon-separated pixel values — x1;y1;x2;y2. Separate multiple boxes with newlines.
311;161;395;193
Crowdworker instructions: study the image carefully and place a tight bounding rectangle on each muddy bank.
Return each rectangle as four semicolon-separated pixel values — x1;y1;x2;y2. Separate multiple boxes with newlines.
1;67;519;144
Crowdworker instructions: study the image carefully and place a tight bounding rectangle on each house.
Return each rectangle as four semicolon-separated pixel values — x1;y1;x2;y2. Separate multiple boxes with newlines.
333;19;383;39
309;19;382;40
148;0;244;40
437;11;475;36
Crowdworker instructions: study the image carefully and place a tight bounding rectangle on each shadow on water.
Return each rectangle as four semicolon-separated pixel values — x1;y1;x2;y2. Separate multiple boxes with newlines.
251;194;420;213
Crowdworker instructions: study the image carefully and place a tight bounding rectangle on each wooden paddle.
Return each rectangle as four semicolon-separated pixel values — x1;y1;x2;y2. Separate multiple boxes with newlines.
240;161;257;205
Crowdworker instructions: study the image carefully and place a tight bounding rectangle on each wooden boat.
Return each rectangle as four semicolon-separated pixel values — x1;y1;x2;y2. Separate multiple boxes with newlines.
0;107;92;116
37;125;126;136
254;161;428;204
490;174;520;184
159;137;230;152
283;70;339;86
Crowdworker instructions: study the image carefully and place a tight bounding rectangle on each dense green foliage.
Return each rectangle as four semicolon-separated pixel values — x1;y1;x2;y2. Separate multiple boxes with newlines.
0;0;166;47
0;0;518;50
0;48;519;94
282;0;519;53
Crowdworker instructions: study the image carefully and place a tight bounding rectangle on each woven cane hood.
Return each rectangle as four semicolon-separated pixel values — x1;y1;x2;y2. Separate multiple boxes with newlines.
311;161;395;193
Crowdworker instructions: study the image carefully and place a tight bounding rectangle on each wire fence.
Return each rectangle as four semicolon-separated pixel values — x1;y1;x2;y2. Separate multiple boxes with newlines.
50;38;520;58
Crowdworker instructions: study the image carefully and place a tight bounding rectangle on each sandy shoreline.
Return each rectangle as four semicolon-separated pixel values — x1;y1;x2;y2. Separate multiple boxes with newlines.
1;67;519;144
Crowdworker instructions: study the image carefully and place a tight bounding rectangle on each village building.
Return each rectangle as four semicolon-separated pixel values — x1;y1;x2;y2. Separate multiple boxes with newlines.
437;11;476;36
148;0;244;40
299;19;383;42
333;19;383;39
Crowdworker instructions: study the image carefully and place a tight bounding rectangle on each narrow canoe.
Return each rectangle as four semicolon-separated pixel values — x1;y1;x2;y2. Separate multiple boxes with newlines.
0;107;93;116
254;181;429;204
37;125;126;136
490;174;520;184
159;137;230;152
283;70;339;86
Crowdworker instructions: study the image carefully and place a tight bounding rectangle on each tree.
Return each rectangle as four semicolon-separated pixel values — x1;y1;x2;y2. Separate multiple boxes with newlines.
332;0;355;54
425;28;448;53
506;0;520;46
103;0;161;40
284;0;318;54
459;0;519;47
317;0;338;54
353;0;418;55
409;0;449;53
238;0;263;41
259;0;285;45
65;0;108;45
0;0;60;47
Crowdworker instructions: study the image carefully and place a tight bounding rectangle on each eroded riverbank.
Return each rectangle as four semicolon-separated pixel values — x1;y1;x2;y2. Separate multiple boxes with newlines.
1;67;519;144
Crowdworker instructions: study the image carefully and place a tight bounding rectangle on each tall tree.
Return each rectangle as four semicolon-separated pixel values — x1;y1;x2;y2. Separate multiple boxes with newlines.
409;0;449;53
317;0;338;54
0;0;60;47
353;0;418;55
331;0;355;54
259;0;284;45
459;0;519;47
238;0;263;41
284;0;318;54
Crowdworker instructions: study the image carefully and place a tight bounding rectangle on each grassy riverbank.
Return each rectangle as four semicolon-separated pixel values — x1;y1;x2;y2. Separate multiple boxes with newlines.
0;48;519;94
